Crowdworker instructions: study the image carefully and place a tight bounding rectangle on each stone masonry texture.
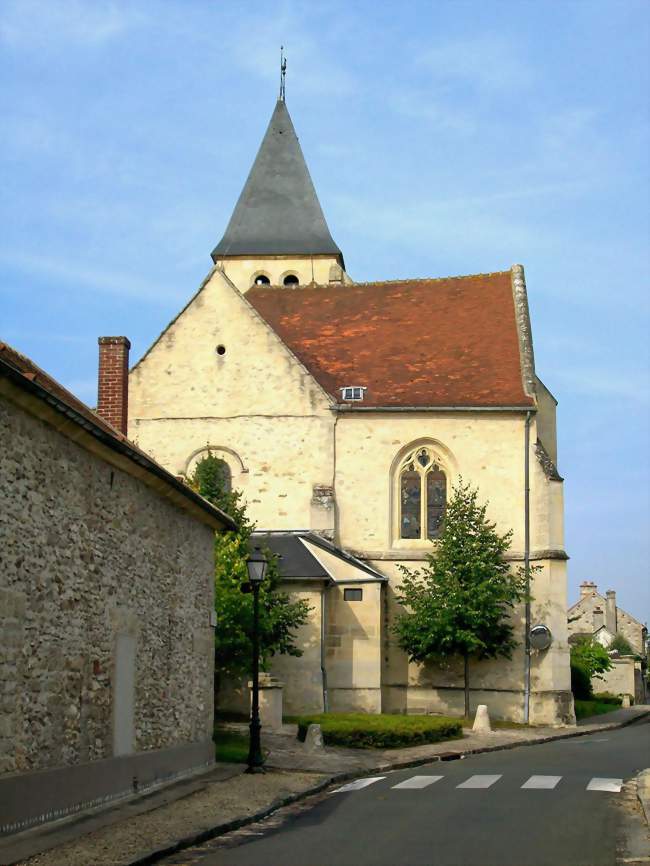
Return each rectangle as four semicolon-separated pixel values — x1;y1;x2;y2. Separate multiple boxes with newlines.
0;396;215;776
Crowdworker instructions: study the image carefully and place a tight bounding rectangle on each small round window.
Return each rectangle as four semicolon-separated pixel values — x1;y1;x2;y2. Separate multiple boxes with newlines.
253;274;270;286
216;345;226;356
283;274;299;286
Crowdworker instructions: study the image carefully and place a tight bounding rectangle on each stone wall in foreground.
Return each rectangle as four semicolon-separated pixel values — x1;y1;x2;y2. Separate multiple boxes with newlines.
0;395;215;780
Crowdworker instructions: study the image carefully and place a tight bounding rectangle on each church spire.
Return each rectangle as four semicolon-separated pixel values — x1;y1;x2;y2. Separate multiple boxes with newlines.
210;99;343;263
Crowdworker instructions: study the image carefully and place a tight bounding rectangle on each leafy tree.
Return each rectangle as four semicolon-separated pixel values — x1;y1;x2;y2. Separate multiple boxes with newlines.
570;636;613;681
393;479;528;718
191;455;311;700
608;633;634;656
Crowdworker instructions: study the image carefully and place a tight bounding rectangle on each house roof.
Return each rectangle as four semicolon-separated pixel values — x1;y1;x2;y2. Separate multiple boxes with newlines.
211;100;342;262
246;271;534;408
0;341;236;531
251;531;386;582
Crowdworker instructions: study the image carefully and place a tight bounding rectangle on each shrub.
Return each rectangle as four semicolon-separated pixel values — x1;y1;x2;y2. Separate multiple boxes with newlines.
296;713;463;750
571;662;593;700
609;634;634;655
592;691;623;706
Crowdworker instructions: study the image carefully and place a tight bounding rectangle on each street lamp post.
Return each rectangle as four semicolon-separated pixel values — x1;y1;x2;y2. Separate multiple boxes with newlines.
244;548;267;773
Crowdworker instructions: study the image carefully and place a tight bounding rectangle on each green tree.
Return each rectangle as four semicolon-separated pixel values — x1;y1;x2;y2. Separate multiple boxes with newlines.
570;636;613;681
191;455;311;701
393;479;528;718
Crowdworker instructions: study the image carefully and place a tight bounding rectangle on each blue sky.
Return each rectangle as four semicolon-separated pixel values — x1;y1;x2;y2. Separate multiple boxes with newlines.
2;0;648;624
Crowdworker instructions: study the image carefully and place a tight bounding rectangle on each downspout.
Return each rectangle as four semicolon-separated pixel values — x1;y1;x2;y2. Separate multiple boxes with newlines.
321;586;329;712
523;410;533;724
321;406;339;713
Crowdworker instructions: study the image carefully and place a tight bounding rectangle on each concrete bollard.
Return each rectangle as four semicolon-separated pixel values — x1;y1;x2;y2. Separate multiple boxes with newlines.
621;694;631;708
303;724;325;751
472;704;492;734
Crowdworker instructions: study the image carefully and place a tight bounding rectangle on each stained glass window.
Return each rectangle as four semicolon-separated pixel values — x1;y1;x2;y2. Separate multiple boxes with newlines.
398;447;447;541
426;469;446;539
400;470;421;539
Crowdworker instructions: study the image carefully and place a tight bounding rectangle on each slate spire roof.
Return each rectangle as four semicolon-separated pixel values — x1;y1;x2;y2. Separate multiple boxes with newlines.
211;99;343;262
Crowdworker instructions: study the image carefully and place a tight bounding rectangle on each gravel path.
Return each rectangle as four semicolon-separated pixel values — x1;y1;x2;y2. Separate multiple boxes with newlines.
17;770;324;866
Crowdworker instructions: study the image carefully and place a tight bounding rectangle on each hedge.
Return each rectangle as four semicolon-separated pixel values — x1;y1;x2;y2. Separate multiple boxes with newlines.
570;662;592;700
296;713;463;750
592;692;623;706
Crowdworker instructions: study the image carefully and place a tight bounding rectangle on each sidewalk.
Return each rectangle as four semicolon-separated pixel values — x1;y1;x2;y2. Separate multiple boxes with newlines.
3;706;648;866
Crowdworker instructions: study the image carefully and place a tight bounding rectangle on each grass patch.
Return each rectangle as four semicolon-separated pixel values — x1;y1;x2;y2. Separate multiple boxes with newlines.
574;699;622;721
213;728;249;763
459;717;532;730
296;713;463;750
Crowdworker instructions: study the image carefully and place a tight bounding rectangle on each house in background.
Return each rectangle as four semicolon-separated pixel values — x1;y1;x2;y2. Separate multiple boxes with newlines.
125;95;574;726
0;340;235;836
568;581;648;703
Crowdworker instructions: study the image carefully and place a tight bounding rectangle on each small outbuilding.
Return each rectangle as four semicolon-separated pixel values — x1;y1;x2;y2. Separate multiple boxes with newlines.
0;341;235;835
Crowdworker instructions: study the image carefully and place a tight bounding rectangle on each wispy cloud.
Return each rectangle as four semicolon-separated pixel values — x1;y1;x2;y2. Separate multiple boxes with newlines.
0;0;144;48
389;90;476;134
415;34;533;95
0;251;185;303
548;365;650;406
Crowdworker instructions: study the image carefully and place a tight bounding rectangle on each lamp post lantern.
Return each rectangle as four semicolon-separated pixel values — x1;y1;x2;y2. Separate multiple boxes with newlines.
244;547;267;773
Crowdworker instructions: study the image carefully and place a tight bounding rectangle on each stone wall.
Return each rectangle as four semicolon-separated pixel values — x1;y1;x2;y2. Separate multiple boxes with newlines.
0;396;215;781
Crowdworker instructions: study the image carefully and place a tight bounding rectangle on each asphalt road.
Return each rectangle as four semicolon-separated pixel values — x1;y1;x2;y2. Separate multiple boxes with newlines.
167;720;650;866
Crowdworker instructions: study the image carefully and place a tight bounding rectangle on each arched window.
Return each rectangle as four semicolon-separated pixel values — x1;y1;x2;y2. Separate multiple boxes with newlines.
193;455;232;495
253;274;270;286
398;446;447;540
283;274;299;286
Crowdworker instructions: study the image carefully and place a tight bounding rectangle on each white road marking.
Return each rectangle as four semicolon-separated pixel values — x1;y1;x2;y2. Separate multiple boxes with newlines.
392;775;444;789
457;774;502;789
586;778;623;792
521;775;562;789
332;777;385;793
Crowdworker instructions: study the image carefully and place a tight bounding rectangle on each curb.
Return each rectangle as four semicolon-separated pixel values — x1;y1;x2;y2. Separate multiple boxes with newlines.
128;709;650;866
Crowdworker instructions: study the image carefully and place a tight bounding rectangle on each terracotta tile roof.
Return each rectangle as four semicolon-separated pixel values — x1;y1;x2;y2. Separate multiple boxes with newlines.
246;271;534;407
0;341;236;529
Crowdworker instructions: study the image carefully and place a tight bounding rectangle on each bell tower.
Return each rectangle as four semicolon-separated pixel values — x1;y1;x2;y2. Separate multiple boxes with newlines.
211;91;347;291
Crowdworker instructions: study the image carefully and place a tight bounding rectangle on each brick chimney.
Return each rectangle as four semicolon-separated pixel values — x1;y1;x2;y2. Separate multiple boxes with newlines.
580;580;597;598
97;337;131;435
605;590;617;634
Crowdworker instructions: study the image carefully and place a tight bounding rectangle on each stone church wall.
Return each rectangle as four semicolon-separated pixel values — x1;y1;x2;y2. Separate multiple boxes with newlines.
0;395;215;833
335;411;572;725
129;268;335;531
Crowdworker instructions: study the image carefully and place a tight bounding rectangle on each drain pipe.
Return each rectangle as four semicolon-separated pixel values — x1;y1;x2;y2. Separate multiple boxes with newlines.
321;587;329;713
523;410;533;724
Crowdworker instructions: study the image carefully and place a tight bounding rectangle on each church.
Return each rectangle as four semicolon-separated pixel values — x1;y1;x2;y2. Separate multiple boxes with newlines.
126;93;574;725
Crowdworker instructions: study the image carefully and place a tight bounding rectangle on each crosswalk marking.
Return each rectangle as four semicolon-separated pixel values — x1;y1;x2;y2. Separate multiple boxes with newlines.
521;775;562;789
331;774;625;795
333;777;385;793
456;774;502;789
586;778;623;792
392;775;444;789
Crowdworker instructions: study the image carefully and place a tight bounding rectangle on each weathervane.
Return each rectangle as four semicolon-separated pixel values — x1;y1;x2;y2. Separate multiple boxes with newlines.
280;46;287;101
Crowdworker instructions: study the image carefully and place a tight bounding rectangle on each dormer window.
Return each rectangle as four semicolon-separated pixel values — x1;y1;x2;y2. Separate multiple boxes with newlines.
340;386;366;401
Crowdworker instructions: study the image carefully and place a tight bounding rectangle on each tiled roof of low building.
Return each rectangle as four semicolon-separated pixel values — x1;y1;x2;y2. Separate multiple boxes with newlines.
246;271;534;408
0;341;236;530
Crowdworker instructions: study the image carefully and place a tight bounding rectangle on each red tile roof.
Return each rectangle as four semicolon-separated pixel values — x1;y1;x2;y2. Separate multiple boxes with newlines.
246;271;534;407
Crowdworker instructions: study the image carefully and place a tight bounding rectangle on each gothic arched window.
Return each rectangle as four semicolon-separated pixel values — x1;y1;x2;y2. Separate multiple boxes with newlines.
399;446;447;540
